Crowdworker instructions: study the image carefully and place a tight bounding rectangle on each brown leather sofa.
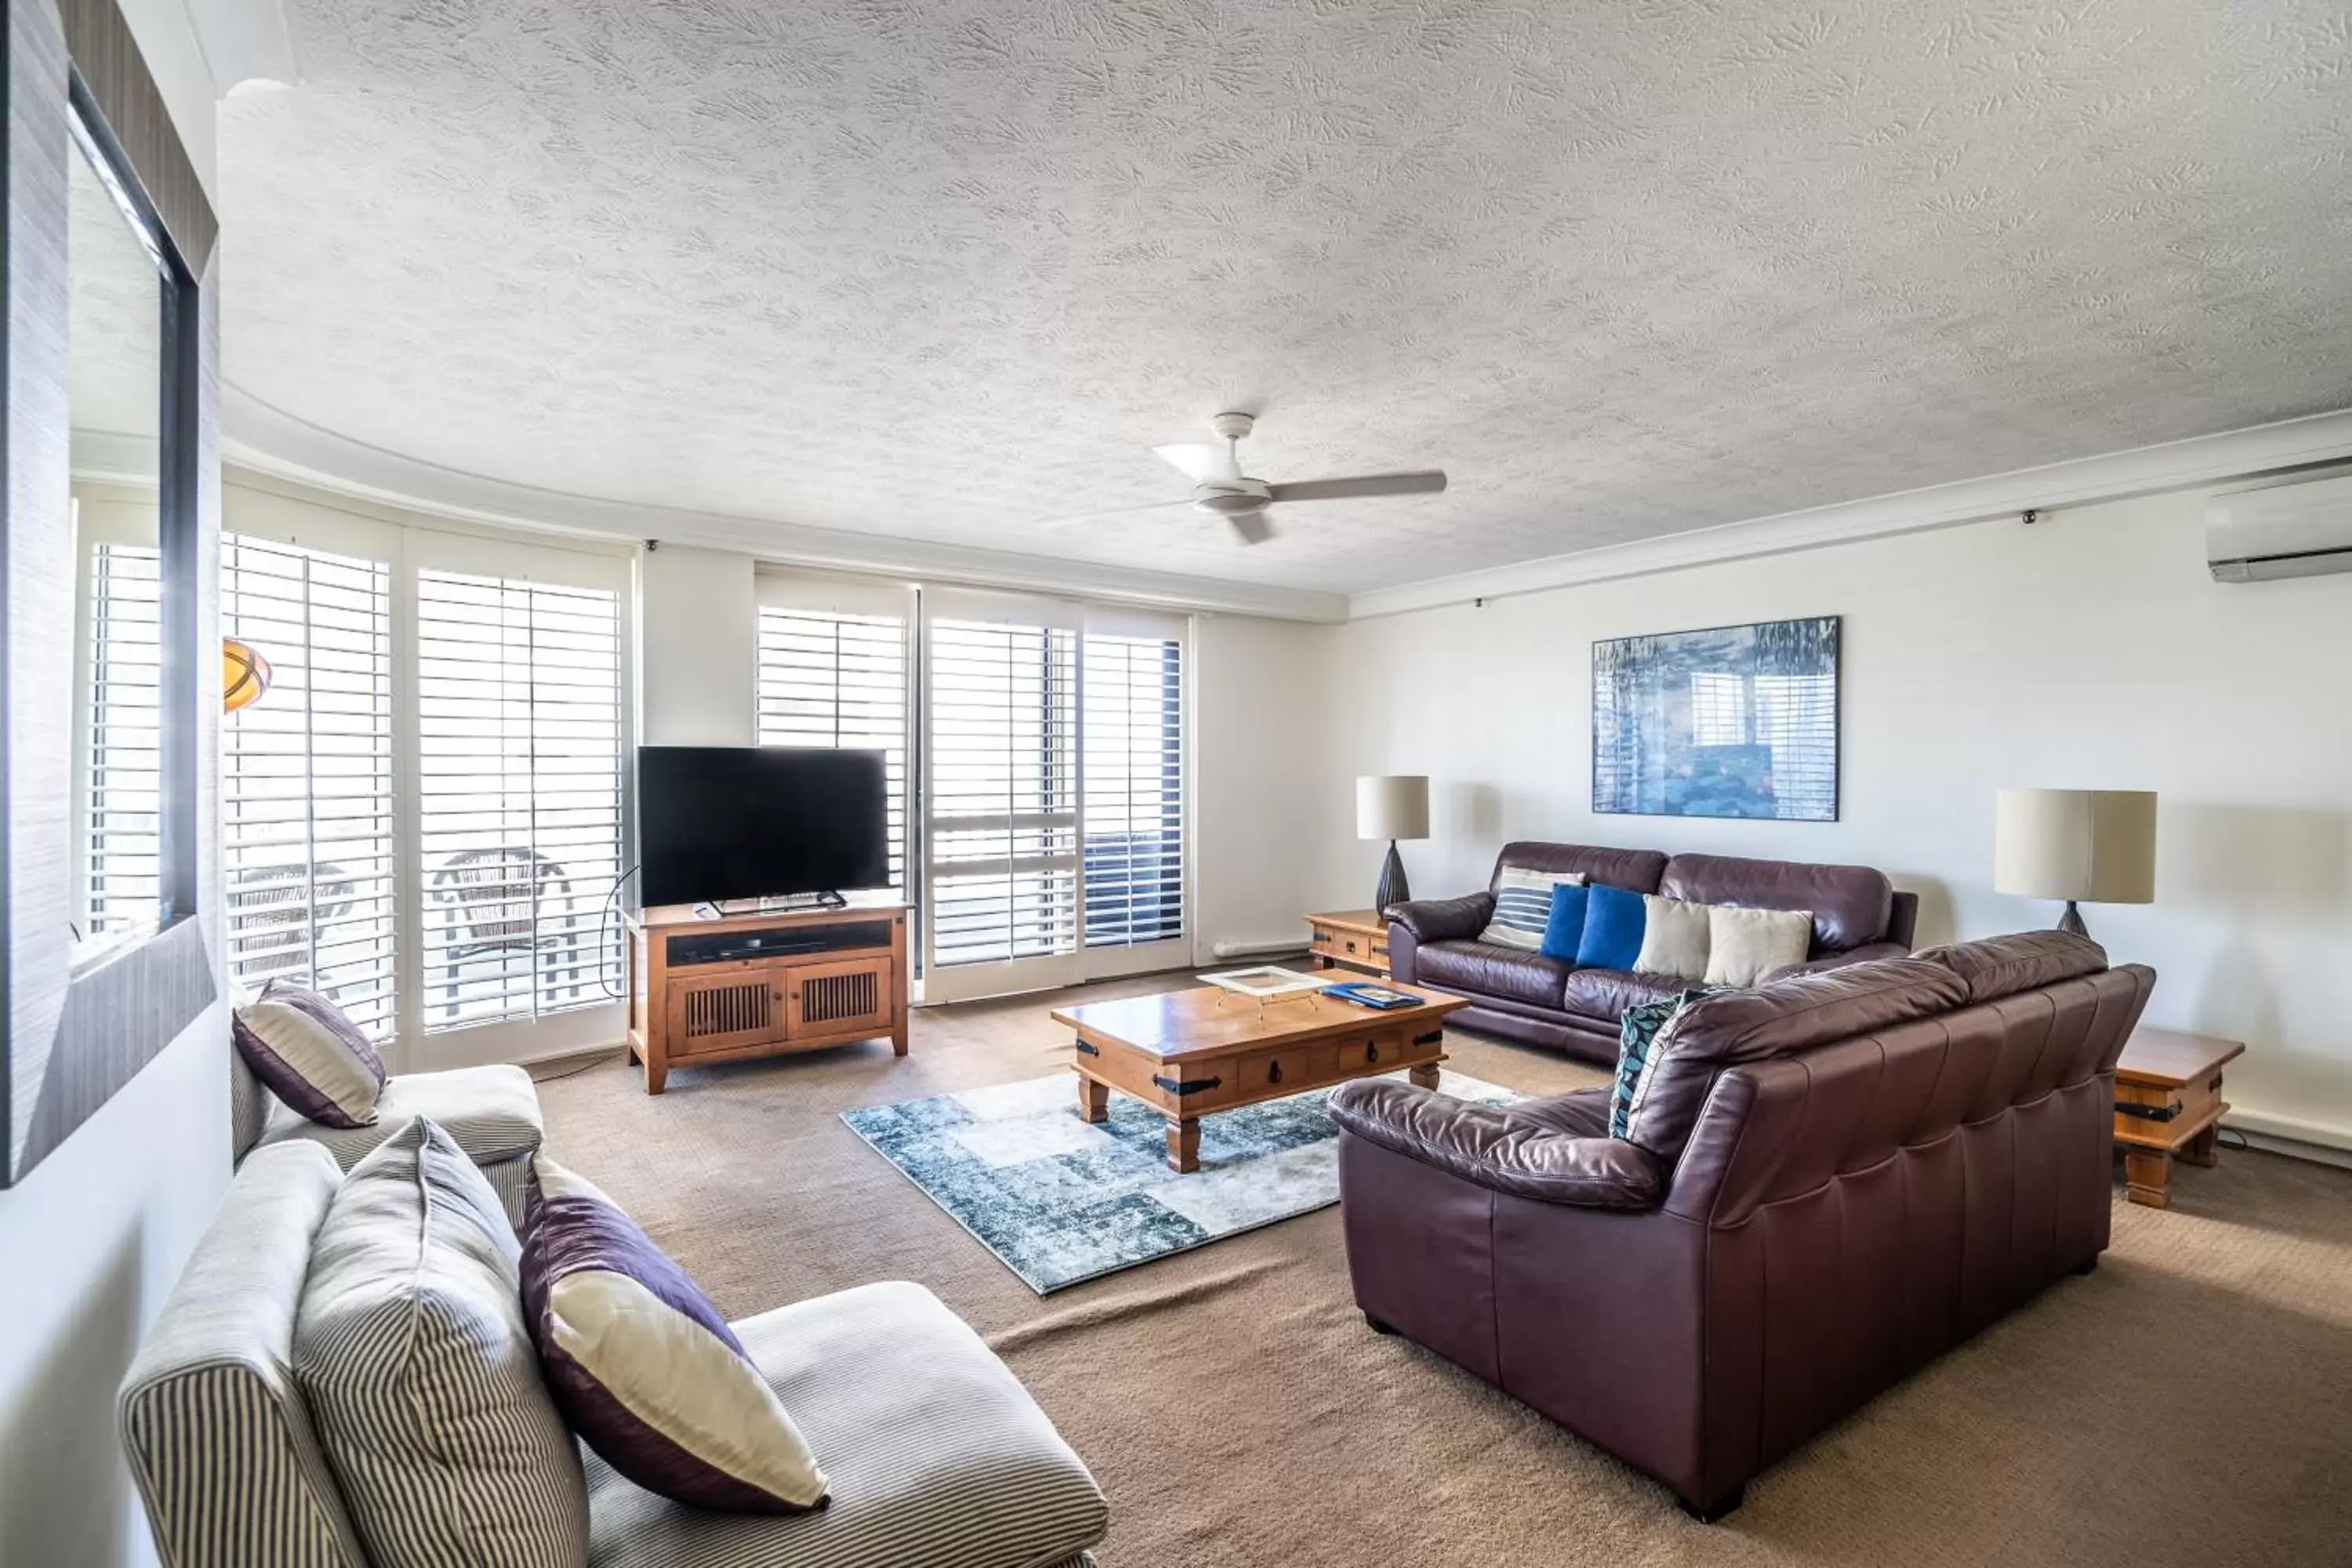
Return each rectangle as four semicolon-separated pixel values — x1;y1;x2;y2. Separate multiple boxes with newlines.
1328;932;2153;1519
1387;843;1920;1062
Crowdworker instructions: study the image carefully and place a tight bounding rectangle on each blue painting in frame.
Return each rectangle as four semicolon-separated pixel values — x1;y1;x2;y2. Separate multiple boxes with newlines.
1592;616;1840;821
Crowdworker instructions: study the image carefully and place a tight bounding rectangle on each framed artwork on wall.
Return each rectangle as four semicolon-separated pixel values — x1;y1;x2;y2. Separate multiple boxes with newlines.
1592;615;1841;822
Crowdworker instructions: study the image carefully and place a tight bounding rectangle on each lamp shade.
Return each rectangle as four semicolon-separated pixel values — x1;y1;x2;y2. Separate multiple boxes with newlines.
1994;789;2157;905
1356;775;1429;842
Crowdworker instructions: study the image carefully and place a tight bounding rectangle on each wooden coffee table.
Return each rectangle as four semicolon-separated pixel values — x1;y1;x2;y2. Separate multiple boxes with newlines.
1049;978;1470;1172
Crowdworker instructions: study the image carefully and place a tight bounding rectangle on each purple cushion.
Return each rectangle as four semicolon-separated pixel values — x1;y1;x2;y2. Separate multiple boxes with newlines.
230;982;387;1130
520;1158;829;1514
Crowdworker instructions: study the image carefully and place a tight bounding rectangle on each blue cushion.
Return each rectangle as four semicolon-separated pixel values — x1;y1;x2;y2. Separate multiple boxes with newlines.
1577;884;1648;971
1537;883;1591;961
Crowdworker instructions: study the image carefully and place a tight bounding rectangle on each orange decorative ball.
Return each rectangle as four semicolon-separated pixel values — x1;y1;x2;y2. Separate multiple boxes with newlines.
223;637;271;713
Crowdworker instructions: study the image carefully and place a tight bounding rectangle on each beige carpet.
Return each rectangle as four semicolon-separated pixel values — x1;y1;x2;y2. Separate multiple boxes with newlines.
537;969;2352;1567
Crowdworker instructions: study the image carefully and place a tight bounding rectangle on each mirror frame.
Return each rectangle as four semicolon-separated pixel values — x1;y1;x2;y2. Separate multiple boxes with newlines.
2;0;220;1186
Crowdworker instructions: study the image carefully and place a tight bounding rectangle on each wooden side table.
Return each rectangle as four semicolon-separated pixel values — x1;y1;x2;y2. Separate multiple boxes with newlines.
2113;1027;2245;1207
1305;909;1391;978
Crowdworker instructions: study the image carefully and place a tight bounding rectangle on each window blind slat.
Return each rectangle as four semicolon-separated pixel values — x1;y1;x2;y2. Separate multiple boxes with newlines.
223;535;398;1040
755;608;909;897
84;543;165;940
416;568;622;1030
1081;633;1185;949
926;618;1079;970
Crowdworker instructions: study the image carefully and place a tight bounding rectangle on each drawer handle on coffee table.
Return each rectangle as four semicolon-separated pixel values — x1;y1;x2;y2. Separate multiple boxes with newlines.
1074;1039;1100;1057
1367;1042;1379;1063
1152;1074;1222;1097
1414;1029;1443;1047
1268;1061;1283;1084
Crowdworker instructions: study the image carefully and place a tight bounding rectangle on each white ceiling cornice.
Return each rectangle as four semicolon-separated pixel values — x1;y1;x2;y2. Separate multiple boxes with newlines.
1347;409;2352;619
222;382;1350;622
185;0;300;95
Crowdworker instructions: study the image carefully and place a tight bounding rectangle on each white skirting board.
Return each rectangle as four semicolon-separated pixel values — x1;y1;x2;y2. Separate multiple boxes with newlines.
2224;1110;2352;1171
1211;937;1313;962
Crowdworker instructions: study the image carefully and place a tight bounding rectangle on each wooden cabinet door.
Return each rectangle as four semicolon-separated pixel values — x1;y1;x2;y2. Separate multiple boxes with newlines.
784;956;896;1040
666;967;789;1057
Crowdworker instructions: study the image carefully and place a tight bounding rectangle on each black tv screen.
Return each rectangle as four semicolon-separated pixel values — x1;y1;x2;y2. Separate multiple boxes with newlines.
637;746;889;907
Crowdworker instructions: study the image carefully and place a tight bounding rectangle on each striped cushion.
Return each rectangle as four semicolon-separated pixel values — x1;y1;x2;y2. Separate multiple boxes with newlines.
119;1142;370;1568
295;1119;589;1568
234;983;388;1130
586;1283;1107;1568
523;1156;828;1514
1478;868;1586;950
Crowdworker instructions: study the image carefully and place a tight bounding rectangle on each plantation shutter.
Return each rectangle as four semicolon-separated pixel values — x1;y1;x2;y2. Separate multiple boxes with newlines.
222;535;397;1038
1080;626;1185;949
755;600;910;896
82;541;164;940
416;564;624;1029
920;591;1082;1000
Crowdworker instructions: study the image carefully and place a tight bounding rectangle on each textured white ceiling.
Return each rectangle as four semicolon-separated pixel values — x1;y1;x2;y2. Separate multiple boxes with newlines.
220;2;2352;595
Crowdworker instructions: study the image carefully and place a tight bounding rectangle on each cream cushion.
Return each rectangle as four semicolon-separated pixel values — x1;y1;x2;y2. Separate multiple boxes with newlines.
1703;905;1816;988
522;1155;828;1513
1634;895;1712;982
234;989;386;1129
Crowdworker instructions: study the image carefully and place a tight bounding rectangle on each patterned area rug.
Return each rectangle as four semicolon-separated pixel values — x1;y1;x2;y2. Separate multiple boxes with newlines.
842;1069;1520;1294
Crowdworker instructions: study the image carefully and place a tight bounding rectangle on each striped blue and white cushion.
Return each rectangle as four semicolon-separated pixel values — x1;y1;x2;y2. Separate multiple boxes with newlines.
586;1282;1109;1568
120;1142;370;1568
1478;868;1587;951
294;1118;589;1568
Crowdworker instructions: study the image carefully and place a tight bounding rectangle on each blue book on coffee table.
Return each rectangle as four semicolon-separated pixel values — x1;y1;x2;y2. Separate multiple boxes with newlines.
1322;982;1419;1011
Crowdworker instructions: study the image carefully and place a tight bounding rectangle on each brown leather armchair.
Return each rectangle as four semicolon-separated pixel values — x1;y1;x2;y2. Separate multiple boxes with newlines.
1329;932;2154;1519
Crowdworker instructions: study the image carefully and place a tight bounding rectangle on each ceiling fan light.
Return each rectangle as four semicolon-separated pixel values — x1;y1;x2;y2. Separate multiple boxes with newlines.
1192;478;1272;516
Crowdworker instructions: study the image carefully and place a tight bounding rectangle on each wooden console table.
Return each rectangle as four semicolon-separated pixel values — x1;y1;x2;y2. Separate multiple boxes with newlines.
623;901;908;1094
2114;1027;2245;1208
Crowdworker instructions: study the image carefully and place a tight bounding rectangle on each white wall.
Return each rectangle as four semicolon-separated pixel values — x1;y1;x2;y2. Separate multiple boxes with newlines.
0;1023;229;1567
1191;612;1338;960
637;545;756;746
1308;485;2352;1145
2;9;227;1565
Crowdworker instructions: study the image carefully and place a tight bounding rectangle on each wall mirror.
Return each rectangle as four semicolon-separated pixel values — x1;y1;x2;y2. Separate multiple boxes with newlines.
2;0;217;1189
67;100;177;964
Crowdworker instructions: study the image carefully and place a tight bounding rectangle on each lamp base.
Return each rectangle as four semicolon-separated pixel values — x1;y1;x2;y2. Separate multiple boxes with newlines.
1374;841;1410;915
2056;901;2089;938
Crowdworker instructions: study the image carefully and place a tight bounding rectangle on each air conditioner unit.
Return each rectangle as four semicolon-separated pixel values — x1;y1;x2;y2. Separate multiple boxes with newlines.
2207;471;2352;583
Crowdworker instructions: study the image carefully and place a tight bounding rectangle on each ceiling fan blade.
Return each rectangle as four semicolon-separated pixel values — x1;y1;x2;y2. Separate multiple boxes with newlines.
1265;470;1447;504
1153;441;1240;482
1229;511;1274;546
1033;499;1198;529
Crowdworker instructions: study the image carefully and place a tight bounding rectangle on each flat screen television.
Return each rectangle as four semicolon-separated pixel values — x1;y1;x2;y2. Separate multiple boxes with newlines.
637;746;889;908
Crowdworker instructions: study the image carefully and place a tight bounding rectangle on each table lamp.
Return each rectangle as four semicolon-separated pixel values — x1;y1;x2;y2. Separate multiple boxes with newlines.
1994;788;2157;939
1357;775;1429;914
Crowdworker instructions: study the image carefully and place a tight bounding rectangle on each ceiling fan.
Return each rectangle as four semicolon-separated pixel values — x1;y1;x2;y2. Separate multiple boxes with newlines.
1065;412;1446;546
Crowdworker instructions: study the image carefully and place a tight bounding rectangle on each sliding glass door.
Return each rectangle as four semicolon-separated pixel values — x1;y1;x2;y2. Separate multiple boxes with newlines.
920;590;1084;1002
918;590;1191;1002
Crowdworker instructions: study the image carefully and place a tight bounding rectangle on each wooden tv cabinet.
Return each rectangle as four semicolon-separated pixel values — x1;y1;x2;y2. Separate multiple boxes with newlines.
622;901;909;1094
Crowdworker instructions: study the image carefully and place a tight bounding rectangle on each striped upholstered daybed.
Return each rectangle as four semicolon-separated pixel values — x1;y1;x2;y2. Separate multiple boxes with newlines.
118;1138;1109;1568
